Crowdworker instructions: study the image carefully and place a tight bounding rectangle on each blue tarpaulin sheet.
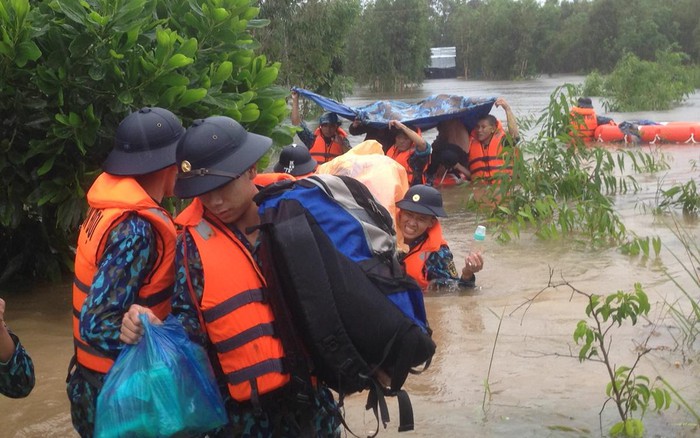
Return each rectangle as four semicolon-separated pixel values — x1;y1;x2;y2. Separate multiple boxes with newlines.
293;87;497;132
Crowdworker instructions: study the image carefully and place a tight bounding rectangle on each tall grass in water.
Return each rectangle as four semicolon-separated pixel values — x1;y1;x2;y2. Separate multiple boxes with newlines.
661;219;700;352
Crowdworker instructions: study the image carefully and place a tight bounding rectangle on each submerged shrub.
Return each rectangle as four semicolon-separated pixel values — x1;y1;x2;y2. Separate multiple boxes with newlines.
601;50;695;111
582;70;605;96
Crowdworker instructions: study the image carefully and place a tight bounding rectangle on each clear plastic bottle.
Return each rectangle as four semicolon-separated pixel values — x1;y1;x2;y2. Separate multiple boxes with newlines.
471;225;486;254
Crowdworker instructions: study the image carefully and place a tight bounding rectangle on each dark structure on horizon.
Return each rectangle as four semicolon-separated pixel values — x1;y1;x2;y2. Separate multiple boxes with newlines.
425;47;456;79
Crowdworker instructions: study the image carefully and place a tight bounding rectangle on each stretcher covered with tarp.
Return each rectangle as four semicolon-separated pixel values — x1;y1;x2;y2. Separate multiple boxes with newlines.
292;87;497;132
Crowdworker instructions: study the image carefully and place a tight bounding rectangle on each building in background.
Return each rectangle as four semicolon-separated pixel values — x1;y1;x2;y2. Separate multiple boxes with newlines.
425;47;456;79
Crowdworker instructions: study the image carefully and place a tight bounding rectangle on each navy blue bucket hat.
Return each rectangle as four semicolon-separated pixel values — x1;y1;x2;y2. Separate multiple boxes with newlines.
175;116;272;198
396;184;447;218
273;144;317;176
102;107;185;176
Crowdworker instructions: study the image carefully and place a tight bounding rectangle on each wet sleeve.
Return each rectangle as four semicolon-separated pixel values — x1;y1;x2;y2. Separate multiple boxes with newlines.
412;141;432;157
348;123;367;136
171;232;208;346
297;121;315;149
425;244;475;288
79;215;156;358
0;330;35;398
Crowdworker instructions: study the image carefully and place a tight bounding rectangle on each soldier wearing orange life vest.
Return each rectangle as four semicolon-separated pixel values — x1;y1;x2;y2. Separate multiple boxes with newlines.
569;97;616;143
385;120;431;186
120;116;341;437
396;185;483;290
467;97;519;182
291;90;351;164
67;107;184;438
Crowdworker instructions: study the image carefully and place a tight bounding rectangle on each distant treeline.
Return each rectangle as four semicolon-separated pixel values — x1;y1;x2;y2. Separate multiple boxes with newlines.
258;0;700;92
435;0;700;80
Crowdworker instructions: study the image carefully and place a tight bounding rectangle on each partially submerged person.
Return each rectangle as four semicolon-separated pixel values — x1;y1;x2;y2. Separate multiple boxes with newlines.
0;298;35;398
349;118;396;153
68;107;183;437
120;116;341;437
385;120;431;186
291;90;350;164
426;143;470;187
467;97;519;182
434;118;470;156
569;97;615;143
396;185;483;290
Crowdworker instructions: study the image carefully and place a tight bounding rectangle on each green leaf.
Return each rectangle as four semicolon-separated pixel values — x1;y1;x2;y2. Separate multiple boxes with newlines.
69;34;94;57
212;61;233;85
609;421;624;437
57;0;88;24
68;112;81;127
0;41;12;57
212;7;230;21
15;41;42;67
160;85;186;106
158;73;190;87
88;64;105;81
117;90;133;104
166;53;194;69
109;49;124;60
37;156;56;176
624;419;644;438
176;88;207;107
253;66;278;88
178;38;198;58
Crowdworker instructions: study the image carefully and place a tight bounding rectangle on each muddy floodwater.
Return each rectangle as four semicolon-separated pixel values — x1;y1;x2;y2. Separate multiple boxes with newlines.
2;76;699;437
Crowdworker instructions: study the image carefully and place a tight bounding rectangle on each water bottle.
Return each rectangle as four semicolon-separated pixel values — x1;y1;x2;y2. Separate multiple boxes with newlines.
471;225;486;254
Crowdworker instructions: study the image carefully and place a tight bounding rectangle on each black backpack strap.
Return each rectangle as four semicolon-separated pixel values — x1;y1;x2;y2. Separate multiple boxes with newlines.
256;222;316;406
395;389;415;432
264;209;372;394
365;380;390;437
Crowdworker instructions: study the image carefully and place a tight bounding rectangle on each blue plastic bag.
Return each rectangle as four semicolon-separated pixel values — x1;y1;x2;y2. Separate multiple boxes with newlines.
95;315;227;438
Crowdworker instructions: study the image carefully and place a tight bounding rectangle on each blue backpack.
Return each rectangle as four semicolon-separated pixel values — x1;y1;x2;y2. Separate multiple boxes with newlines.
254;174;435;434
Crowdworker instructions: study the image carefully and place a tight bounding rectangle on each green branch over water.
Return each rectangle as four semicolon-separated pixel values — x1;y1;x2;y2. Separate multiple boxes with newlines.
468;84;668;252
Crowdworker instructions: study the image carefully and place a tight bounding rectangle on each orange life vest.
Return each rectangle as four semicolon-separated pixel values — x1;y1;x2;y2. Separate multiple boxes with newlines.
72;173;175;374
176;199;290;402
386;146;414;181
570;106;598;142
253;172;296;187
402;221;448;290
310;127;348;164
468;129;512;181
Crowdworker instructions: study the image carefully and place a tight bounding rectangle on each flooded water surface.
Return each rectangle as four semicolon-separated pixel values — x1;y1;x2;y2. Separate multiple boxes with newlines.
2;76;699;437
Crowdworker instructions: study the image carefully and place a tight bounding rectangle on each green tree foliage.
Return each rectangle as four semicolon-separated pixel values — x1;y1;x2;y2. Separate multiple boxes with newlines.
592;49;696;111
348;0;431;91
257;0;361;100
430;0;700;79
0;0;294;284
469;85;668;247
572;283;672;437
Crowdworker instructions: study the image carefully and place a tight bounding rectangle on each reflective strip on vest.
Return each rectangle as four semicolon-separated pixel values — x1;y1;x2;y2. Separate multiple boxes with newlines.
201;288;266;323
215;322;276;353
226;358;286;386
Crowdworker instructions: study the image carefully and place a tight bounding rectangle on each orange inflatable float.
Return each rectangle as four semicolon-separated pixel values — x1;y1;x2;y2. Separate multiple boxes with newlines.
594;122;700;144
